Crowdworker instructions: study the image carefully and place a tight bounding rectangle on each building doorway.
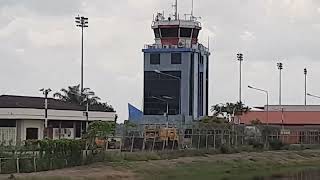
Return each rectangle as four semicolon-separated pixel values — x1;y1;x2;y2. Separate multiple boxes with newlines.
26;128;38;140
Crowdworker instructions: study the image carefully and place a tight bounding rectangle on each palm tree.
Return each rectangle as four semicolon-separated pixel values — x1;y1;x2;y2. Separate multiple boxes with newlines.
53;85;100;105
53;85;114;112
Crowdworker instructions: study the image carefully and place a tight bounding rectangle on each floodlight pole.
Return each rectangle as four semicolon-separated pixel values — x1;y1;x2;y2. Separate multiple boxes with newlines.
304;68;307;106
237;54;244;104
277;62;283;105
75;16;88;95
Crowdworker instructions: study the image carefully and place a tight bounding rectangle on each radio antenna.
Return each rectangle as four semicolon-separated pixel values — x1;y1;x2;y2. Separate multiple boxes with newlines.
191;0;194;17
173;0;178;20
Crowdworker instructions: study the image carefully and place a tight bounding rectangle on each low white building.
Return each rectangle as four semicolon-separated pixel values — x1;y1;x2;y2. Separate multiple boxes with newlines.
0;95;116;145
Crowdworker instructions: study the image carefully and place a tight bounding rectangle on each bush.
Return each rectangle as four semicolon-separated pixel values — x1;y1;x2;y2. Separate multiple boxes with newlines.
219;145;232;154
248;139;264;150
269;139;285;150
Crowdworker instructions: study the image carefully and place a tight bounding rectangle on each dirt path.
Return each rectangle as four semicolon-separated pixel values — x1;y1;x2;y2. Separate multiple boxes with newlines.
2;150;320;180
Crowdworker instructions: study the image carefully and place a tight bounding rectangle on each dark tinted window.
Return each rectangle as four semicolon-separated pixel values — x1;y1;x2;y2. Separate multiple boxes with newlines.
154;28;160;38
161;28;178;37
150;54;160;64
189;53;194;116
200;55;204;64
144;71;181;115
26;128;38;140
192;29;199;38
0;120;16;127
171;53;181;64
180;28;192;37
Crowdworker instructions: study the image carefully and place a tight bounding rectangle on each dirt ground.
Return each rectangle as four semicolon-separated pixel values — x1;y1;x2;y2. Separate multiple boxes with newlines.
2;150;320;180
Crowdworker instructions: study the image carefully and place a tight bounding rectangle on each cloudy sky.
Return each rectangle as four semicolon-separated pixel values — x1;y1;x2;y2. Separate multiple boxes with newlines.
1;0;320;122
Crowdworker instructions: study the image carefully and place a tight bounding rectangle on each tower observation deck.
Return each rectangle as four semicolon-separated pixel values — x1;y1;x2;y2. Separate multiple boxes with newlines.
142;4;210;125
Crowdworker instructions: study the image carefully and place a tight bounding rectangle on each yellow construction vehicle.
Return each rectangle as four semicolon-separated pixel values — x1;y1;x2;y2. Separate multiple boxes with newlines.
144;125;179;149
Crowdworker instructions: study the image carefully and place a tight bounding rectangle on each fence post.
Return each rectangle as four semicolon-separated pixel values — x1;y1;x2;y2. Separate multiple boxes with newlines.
152;137;156;152
142;137;146;151
205;134;208;149
197;132;201;149
0;158;2;174
16;158;19;173
119;138;122;152
213;132;216;150
234;131;238;147
162;139;165;151
171;140;175;151
33;157;37;172
130;135;135;153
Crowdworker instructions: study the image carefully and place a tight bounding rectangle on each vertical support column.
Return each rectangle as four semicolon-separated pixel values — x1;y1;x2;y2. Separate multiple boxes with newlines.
16;158;19;173
130;135;135;153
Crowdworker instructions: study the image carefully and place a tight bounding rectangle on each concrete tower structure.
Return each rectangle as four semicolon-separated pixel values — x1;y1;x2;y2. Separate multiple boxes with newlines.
142;5;210;125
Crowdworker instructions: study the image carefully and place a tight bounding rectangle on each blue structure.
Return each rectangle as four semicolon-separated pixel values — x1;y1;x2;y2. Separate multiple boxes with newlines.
128;103;143;123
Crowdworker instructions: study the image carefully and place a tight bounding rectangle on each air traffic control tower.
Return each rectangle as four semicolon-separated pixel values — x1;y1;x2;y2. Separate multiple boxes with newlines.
142;4;210;125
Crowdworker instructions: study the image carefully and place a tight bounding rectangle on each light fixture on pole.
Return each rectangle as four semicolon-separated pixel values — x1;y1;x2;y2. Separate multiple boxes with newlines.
304;68;307;106
75;15;88;95
154;70;181;115
40;88;52;138
277;62;283;105
237;53;244;104
307;93;320;99
248;85;269;125
151;96;174;128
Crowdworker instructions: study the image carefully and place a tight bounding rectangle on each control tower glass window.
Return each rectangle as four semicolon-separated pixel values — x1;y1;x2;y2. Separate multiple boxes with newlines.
192;29;199;39
180;28;192;38
150;53;160;64
161;28;178;38
171;53;181;64
144;71;181;115
154;28;160;38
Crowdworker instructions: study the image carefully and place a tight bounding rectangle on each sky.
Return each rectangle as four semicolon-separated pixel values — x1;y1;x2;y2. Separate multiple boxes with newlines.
1;0;320;122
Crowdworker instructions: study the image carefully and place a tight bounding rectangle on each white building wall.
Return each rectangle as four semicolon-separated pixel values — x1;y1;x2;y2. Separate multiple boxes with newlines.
0;108;116;121
20;120;44;141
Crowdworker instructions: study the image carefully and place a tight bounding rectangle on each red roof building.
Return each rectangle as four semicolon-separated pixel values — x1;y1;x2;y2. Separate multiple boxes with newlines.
240;105;320;127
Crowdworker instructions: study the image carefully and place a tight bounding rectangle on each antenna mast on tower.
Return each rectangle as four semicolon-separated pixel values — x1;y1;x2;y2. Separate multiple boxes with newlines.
191;0;194;17
174;0;178;20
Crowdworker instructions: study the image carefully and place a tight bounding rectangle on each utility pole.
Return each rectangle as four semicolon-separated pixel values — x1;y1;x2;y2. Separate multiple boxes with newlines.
75;15;88;95
277;62;283;105
237;53;244;104
40;88;52;138
304;68;307;106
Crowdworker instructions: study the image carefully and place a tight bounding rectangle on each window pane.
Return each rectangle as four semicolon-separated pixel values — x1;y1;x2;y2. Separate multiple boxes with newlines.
154;28;160;38
161;28;178;37
192;29;199;38
171;53;181;64
180;28;192;37
150;54;160;64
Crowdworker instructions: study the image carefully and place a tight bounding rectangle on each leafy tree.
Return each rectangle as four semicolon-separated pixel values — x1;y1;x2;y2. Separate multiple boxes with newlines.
84;121;115;149
53;85;115;112
211;102;249;118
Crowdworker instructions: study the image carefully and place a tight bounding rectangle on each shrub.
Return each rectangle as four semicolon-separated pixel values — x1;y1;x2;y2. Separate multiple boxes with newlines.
269;139;285;150
248;139;264;150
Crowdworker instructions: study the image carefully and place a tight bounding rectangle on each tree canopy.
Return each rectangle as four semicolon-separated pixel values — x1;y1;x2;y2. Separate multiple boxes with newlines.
211;102;250;118
53;85;115;112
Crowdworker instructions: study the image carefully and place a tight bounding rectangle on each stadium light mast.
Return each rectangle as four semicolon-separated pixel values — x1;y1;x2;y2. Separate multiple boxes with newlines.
277;62;283;105
75;15;88;95
304;68;307;106
237;53;244;104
